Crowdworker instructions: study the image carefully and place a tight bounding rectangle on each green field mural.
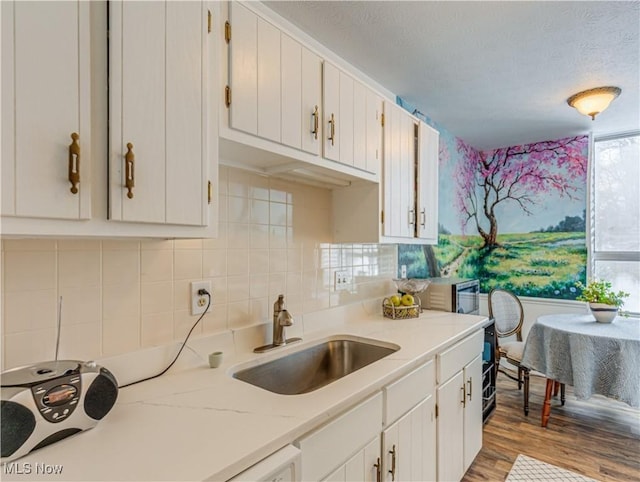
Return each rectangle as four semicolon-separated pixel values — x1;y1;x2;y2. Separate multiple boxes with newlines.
396;97;588;300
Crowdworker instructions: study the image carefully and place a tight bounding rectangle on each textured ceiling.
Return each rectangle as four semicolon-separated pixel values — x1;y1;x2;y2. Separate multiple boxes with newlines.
264;1;640;150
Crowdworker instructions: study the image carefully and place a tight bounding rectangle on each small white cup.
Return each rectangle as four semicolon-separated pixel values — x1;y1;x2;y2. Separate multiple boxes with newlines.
208;351;223;368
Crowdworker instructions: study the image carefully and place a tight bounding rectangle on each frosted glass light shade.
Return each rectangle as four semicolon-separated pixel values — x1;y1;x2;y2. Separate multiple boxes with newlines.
567;86;621;120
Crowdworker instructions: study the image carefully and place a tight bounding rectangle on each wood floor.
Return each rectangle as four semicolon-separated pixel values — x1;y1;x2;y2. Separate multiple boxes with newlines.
462;371;640;482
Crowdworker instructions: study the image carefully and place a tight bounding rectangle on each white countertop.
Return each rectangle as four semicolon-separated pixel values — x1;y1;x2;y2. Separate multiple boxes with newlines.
3;303;488;482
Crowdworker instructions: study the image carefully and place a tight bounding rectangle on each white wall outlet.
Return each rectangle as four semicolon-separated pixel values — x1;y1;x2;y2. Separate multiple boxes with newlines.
401;265;407;278
334;270;351;291
190;281;212;316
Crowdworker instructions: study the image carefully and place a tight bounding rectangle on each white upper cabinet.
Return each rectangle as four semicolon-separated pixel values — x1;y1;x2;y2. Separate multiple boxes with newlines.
257;17;281;143
322;61;341;163
300;47;322;156
223;2;379;185
323;62;381;175
228;1;258;136
2;0;91;221
281;34;303;150
281;33;322;156
226;2;323;156
109;0;210;226
417;122;439;243
383;102;416;239
332;102;438;245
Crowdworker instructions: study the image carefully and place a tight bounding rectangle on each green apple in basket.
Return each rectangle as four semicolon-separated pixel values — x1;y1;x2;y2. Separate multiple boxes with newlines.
401;294;415;306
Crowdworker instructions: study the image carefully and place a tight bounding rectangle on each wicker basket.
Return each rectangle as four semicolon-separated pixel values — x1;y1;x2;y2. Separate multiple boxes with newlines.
382;296;421;319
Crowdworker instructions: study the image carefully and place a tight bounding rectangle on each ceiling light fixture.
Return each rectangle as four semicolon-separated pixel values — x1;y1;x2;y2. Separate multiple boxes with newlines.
567;86;621;120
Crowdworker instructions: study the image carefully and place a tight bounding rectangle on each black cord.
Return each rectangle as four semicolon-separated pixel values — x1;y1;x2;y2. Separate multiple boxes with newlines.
118;291;211;389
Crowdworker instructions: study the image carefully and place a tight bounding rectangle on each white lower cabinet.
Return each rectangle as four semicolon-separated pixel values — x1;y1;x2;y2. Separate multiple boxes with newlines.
288;331;484;482
297;393;383;482
382;396;436;482
228;444;301;482
436;330;484;481
296;360;439;482
324;436;380;482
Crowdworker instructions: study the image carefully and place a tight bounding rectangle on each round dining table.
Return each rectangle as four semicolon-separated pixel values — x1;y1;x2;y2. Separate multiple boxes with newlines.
521;313;640;427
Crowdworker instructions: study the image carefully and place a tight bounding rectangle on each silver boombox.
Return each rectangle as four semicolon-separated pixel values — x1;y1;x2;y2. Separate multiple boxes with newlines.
1;360;118;463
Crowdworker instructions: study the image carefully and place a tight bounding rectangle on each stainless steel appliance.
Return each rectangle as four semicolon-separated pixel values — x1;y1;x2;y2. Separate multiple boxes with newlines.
417;277;480;315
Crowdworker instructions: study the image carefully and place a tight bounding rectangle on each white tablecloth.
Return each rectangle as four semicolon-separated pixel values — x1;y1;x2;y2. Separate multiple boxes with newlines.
521;313;640;407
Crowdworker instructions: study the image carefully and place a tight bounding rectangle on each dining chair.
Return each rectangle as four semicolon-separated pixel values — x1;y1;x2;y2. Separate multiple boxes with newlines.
488;288;530;415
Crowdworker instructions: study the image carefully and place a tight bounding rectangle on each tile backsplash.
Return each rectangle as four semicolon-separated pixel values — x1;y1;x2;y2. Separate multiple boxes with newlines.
1;166;396;371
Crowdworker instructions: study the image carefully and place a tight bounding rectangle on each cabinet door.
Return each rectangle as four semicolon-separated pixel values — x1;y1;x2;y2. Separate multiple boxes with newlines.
383;102;400;237
383;102;415;239
417;122;439;243
2;0;91;220
352;81;367;171
301;47;322;156
257;17;281;142
228;2;257;136
338;71;355;166
436;371;465;482
110;1;208;226
463;354;483;472
324;436;380;482
366;91;383;175
281;34;302;150
382;397;436;482
323;62;340;162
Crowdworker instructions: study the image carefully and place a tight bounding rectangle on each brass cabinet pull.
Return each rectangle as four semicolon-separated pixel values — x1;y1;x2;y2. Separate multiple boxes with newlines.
374;457;382;482
125;142;135;199
328;113;335;146
68;132;80;194
312;105;319;139
467;377;473;401
388;444;397;481
420;209;426;228
461;385;466;407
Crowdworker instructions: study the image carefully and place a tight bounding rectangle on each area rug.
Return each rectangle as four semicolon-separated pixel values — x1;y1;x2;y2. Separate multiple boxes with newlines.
506;454;597;481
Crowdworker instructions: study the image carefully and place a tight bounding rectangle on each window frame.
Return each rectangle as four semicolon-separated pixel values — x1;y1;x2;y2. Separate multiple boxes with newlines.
588;131;640;314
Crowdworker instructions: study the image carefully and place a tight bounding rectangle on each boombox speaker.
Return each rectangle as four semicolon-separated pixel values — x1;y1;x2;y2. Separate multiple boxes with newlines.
1;360;118;463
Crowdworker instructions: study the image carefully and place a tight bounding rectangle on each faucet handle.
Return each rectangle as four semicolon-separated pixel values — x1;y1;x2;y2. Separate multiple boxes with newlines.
278;309;293;327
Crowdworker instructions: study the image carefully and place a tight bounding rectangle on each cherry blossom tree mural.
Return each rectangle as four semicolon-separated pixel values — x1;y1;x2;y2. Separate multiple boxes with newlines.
455;136;588;248
396;97;589;299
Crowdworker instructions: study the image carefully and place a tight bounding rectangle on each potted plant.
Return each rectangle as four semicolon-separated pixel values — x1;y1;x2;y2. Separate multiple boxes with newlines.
575;279;630;323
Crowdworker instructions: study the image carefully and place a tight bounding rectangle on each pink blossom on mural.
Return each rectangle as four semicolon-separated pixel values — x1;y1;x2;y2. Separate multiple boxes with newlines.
454;135;588;248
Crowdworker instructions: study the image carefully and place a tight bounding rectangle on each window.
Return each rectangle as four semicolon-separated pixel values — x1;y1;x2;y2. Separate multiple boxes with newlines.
591;132;640;314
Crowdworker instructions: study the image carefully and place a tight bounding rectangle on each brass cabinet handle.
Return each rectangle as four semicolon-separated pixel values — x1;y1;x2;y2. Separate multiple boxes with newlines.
420;209;426;228
125;142;135;199
408;209;416;226
312;105;319;140
68;132;80;194
461;385;466;407
374;457;382;482
328;113;335;146
388;444;397;481
467;377;473;401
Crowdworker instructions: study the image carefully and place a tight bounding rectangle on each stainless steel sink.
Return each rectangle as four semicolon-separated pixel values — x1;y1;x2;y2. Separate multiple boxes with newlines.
232;338;398;395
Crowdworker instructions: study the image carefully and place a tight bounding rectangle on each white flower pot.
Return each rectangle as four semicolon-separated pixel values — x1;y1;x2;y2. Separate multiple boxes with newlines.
589;302;618;323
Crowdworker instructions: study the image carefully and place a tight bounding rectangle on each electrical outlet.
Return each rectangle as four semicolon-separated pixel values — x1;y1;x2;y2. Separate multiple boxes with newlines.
401;265;407;278
334;270;351;291
190;281;212;316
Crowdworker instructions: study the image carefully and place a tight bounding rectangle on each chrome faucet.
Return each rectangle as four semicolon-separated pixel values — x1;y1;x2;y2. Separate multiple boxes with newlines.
254;294;301;353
